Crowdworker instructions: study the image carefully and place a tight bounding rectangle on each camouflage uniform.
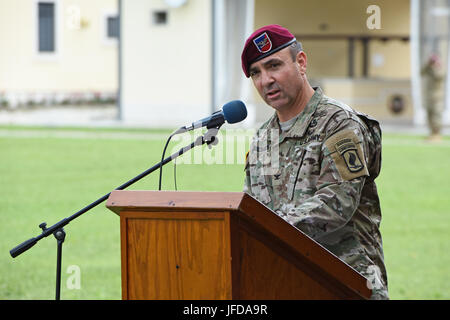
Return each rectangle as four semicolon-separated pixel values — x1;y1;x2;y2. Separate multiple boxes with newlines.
244;87;388;299
421;61;445;136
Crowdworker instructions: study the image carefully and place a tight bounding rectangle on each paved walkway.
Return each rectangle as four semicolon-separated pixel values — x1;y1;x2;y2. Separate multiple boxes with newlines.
0;105;120;128
0;105;449;136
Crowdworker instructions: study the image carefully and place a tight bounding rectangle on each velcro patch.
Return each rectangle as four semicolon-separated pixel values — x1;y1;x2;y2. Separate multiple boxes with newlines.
324;129;369;181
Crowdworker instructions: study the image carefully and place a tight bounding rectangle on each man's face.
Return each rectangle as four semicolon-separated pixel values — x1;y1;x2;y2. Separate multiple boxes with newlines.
249;47;306;113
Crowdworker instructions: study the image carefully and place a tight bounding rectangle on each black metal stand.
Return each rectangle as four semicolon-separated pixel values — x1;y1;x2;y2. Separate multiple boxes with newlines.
9;126;221;300
54;228;65;300
38;222;65;300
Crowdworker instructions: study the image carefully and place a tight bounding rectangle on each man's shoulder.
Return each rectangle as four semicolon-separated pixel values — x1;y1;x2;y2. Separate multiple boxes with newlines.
311;95;360;135
317;95;358;119
316;94;380;137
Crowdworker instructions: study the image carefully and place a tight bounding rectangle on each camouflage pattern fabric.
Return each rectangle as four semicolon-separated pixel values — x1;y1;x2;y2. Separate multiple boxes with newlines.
244;87;388;299
421;62;445;135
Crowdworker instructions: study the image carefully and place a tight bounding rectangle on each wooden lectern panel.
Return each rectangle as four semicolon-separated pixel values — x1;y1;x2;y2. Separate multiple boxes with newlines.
108;191;372;300
121;211;232;300
229;215;358;299
233;221;336;299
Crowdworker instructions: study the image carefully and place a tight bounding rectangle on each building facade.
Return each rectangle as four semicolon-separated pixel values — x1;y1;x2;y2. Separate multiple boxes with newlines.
1;0;449;128
0;0;118;108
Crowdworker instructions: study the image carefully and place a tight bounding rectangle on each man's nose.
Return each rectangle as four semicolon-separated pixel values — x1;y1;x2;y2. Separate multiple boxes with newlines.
260;70;275;87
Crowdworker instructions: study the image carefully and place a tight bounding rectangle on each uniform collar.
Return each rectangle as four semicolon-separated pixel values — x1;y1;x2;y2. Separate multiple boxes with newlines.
266;86;323;139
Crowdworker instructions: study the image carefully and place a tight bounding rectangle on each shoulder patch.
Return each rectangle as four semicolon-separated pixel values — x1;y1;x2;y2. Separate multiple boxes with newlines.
324;129;369;181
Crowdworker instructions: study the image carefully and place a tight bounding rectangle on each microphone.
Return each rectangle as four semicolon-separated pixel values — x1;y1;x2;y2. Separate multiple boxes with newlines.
176;100;247;133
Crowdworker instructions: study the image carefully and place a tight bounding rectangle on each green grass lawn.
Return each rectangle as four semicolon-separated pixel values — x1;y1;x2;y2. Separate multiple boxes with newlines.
0;126;449;300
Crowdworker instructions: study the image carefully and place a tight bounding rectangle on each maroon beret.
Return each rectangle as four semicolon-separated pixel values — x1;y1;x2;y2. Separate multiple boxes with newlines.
241;24;297;77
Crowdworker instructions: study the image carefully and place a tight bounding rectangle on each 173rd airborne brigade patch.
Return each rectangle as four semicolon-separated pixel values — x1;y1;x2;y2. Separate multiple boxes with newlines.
324;129;369;181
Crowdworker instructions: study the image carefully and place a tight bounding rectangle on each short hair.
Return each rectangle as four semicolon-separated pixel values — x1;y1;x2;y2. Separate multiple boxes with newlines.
289;41;303;61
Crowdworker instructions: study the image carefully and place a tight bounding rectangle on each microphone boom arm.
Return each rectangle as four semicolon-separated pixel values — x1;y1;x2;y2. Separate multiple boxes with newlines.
9;125;223;259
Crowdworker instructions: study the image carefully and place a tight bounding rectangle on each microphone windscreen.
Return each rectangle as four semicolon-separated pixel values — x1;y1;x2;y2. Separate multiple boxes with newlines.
222;100;247;124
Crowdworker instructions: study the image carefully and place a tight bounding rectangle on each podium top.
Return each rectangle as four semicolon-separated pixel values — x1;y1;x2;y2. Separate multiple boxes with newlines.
107;190;246;215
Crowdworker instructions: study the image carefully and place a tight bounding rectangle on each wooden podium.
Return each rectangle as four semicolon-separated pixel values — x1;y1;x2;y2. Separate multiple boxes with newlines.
106;190;371;300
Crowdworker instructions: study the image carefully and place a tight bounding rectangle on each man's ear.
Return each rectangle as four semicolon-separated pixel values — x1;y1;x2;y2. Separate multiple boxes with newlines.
296;51;307;75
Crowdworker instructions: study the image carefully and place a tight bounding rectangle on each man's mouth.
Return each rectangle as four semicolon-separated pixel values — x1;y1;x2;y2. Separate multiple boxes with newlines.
266;89;281;100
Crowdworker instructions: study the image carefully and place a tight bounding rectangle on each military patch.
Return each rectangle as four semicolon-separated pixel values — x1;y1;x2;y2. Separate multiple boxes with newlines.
335;138;364;172
342;150;364;172
253;32;272;53
324;129;369;181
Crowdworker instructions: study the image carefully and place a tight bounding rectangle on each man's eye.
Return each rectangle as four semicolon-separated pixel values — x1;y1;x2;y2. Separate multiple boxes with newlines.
270;63;280;68
250;70;260;77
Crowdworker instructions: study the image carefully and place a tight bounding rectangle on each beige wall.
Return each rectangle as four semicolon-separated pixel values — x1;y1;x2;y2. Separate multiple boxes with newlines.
254;0;411;79
321;78;413;122
0;0;117;97
121;0;212;127
249;0;413;124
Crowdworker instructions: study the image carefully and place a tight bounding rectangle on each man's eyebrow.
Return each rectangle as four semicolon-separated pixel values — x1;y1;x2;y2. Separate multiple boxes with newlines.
261;57;283;67
249;57;284;75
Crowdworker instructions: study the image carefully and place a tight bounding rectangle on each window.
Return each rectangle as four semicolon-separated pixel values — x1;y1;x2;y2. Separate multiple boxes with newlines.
152;11;168;25
34;0;59;58
38;2;55;52
102;11;119;45
107;16;119;39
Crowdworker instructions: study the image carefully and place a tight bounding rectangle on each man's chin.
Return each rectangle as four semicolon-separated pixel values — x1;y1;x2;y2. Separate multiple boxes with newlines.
266;100;287;111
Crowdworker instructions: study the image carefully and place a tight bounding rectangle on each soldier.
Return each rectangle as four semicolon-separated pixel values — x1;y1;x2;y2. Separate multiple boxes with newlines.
422;53;445;142
242;25;388;299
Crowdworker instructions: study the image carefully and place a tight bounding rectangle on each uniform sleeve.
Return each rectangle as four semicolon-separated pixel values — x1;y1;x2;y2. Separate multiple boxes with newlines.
285;119;370;240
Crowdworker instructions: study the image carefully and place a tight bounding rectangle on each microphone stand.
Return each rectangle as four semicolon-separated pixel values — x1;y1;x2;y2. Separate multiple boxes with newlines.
9;125;222;300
